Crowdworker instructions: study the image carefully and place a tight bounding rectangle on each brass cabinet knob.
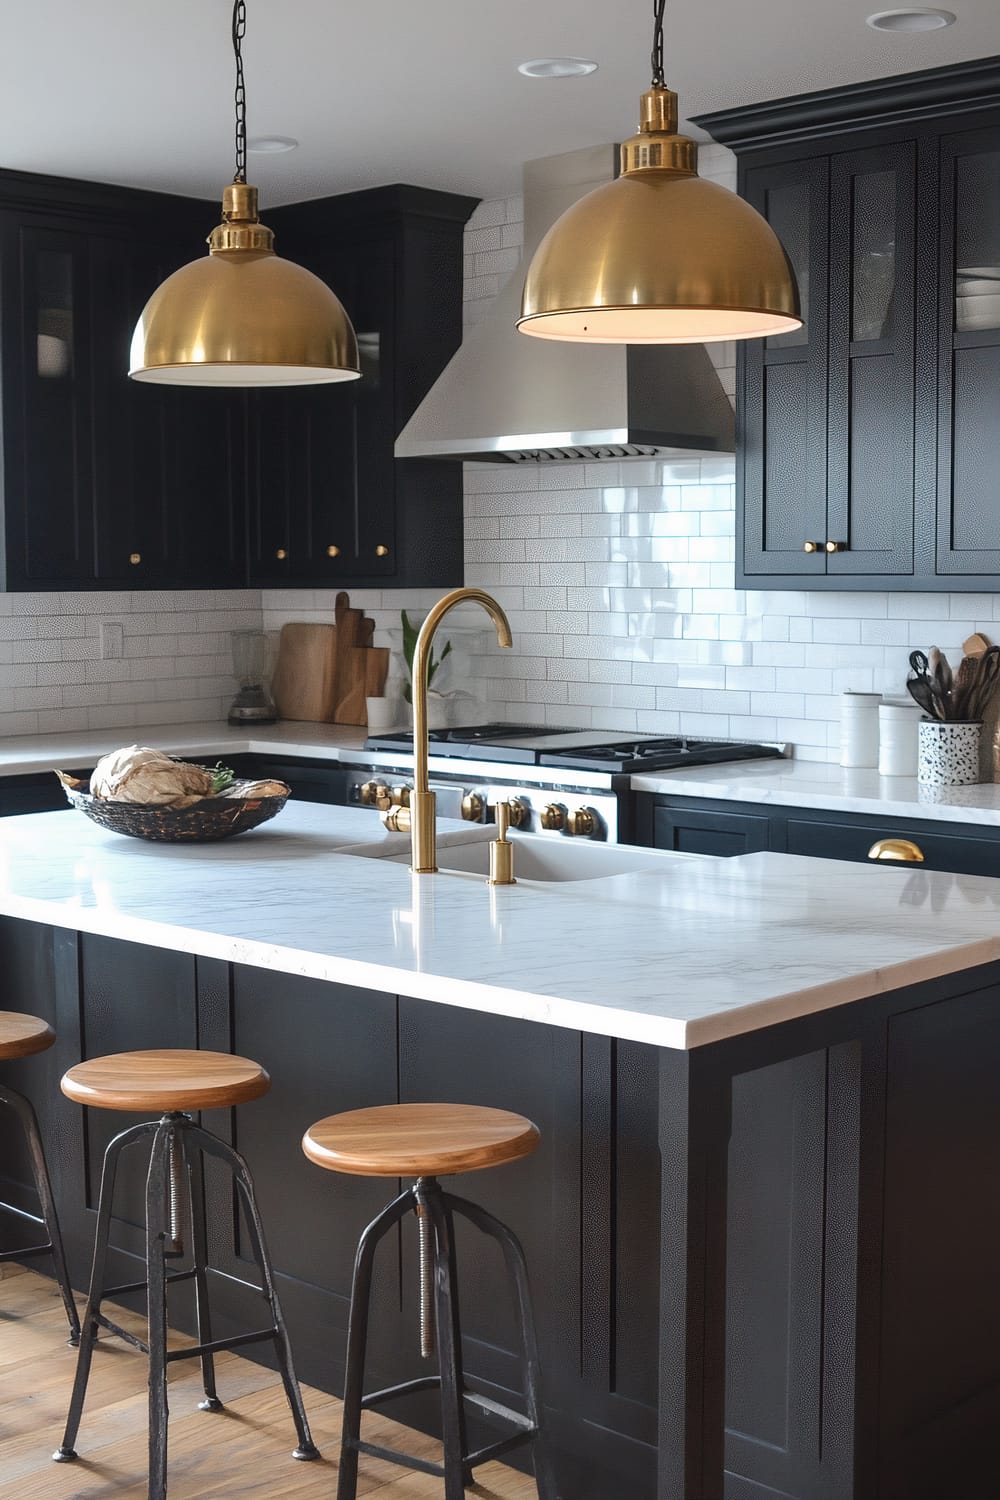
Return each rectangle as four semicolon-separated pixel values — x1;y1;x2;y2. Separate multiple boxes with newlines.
326;545;340;558
375;544;389;558
129;552;141;565
566;807;597;838
390;785;412;808
359;779;390;808
461;792;485;822
825;540;847;553
803;541;823;553
276;548;287;560
868;838;924;863
505;797;530;829
540;803;566;831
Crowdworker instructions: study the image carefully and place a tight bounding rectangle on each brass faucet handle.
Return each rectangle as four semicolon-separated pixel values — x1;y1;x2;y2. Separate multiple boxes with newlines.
488;799;516;886
381;805;412;834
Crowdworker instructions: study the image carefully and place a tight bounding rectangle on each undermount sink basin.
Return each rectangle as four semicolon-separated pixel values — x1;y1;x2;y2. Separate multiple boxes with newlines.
425;836;675;883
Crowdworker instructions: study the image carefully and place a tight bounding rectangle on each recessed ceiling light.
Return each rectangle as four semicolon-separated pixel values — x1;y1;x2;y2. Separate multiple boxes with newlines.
517;58;598;79
866;8;956;30
247;135;299;154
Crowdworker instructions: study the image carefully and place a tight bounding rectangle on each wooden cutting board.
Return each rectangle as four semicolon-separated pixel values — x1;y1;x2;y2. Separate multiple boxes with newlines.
335;644;389;725
270;622;339;723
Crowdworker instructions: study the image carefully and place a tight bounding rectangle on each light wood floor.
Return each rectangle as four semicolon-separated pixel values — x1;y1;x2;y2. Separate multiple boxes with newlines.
0;1264;538;1498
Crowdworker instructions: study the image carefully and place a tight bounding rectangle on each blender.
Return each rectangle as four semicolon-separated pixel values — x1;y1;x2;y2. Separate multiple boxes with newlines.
228;631;277;725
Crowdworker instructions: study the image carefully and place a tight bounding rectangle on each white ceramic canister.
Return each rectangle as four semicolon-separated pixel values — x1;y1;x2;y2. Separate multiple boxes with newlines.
878;699;923;776
917;719;982;786
839;691;881;768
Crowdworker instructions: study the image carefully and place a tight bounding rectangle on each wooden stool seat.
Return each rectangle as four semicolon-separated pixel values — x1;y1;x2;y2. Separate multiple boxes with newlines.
61;1049;270;1114
302;1102;539;1178
0;1010;55;1062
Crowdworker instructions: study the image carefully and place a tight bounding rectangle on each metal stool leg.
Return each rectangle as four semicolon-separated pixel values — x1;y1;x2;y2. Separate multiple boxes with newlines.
53;1119;159;1463
419;1180;472;1500
146;1118;173;1500
180;1128;222;1412
188;1124;319;1461
337;1186;414;1500
447;1191;560;1500
0;1082;80;1344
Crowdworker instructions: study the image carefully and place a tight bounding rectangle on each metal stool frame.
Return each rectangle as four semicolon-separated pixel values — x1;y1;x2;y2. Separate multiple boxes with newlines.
337;1173;558;1500
53;1111;318;1500
0;1080;80;1344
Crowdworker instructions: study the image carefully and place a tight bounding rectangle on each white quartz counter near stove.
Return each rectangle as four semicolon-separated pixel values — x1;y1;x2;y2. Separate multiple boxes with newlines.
3;800;1000;1051
632;757;1000;828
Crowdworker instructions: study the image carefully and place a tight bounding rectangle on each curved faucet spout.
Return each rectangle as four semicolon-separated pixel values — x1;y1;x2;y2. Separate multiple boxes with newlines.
411;588;513;873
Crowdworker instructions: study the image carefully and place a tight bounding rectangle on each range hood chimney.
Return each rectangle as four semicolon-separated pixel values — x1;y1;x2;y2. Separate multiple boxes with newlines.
395;144;735;464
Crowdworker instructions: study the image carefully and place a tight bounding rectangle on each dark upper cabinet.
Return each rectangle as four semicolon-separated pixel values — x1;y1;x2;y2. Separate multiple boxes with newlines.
249;187;476;590
0;173;474;591
936;124;1000;578
699;58;1000;591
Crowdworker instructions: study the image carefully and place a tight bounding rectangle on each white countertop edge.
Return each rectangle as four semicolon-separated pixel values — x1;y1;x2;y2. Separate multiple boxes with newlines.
3;883;999;1053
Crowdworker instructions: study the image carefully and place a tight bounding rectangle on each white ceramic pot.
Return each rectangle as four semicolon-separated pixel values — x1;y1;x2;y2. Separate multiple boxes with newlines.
917;719;982;786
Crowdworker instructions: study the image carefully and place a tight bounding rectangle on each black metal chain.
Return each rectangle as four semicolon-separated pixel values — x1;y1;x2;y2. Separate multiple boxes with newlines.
650;0;666;87
232;0;247;183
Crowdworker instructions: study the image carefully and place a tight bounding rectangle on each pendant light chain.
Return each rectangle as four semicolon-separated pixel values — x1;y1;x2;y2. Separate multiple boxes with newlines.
650;0;666;88
232;0;248;184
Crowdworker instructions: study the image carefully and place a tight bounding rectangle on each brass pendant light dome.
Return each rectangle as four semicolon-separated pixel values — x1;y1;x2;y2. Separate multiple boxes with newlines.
518;1;801;345
130;1;359;386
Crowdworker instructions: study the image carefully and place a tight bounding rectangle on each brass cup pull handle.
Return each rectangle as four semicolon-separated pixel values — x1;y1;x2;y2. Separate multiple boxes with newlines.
868;838;924;864
825;540;847;553
803;541;823;553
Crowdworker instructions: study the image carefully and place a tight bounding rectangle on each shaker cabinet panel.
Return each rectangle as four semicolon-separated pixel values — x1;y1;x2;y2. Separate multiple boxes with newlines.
936;127;1000;577
740;160;828;575
709;66;1000;590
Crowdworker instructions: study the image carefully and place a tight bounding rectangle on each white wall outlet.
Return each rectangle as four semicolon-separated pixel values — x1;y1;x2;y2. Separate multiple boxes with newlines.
100;621;124;660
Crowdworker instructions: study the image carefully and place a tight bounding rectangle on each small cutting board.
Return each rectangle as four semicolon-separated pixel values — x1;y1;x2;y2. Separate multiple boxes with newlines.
271;623;339;723
335;644;390;725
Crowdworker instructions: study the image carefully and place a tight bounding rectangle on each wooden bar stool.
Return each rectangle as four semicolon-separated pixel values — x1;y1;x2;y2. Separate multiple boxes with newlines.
53;1049;318;1500
0;1011;79;1343
303;1102;558;1500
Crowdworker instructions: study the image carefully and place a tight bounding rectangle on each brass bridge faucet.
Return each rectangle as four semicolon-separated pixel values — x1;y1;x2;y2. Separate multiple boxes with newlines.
382;588;512;873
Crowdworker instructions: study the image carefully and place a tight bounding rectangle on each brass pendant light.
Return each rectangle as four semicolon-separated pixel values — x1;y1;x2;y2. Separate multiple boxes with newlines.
129;1;359;386
518;0;801;344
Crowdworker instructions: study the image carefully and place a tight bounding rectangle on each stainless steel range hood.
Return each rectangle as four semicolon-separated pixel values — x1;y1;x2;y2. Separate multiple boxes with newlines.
395;144;735;465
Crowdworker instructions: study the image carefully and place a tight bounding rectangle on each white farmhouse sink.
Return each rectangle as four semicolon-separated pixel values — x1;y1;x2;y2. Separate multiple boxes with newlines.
370;833;686;883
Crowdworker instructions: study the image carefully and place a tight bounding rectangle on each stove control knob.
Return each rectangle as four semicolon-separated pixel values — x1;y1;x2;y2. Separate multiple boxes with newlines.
359;780;391;809
540;803;566;832
390;785;412;808
505;797;530;829
566;807;597;838
461;792;485;822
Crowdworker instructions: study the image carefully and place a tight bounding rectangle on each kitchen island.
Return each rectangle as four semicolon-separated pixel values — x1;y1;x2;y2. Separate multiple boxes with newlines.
1;803;998;1499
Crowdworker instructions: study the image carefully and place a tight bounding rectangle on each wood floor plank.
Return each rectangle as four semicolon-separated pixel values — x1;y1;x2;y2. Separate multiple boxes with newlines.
0;1269;539;1499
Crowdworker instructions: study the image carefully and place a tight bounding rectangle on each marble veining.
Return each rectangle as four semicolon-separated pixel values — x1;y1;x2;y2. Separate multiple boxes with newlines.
1;801;1000;1051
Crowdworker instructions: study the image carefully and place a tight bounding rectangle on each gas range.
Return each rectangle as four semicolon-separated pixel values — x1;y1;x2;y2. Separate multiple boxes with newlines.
365;723;783;775
347;724;784;845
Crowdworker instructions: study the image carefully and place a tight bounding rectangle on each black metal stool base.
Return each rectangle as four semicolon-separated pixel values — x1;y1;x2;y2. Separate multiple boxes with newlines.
337;1175;558;1500
54;1112;319;1499
0;1082;80;1346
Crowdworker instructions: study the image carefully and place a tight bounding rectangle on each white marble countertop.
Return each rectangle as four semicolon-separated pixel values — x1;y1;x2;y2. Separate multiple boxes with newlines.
2;800;1000;1051
632;758;1000;828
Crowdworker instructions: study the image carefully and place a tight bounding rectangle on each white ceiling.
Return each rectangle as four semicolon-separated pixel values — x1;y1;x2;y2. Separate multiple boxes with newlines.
0;1;997;206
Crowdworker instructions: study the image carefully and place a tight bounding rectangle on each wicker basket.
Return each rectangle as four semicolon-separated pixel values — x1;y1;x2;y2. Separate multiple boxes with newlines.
58;774;290;843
